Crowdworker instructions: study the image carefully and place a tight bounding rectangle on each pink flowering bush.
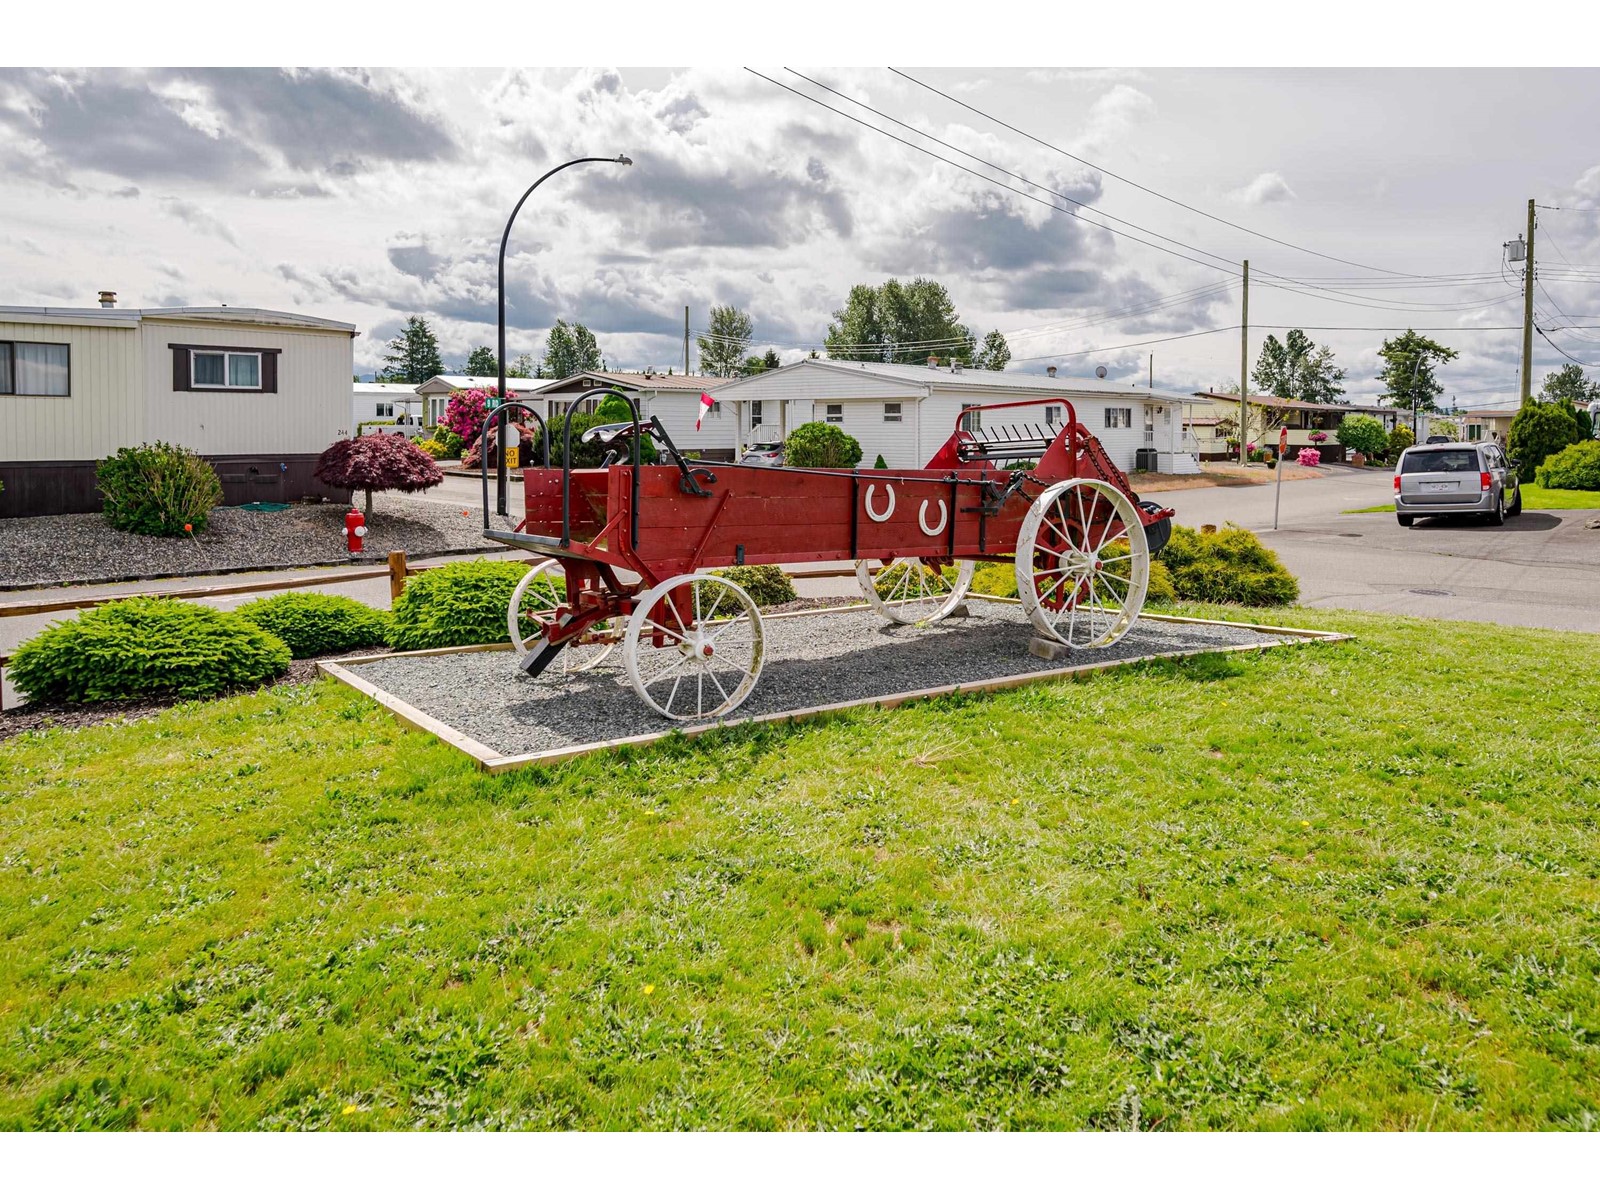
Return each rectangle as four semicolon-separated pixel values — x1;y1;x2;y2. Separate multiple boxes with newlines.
1298;447;1321;467
1245;442;1257;454
440;387;518;443
1308;431;1329;444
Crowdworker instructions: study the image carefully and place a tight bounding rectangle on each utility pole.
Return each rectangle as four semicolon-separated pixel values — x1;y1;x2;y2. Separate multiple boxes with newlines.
1521;199;1536;402
684;306;691;376
1239;259;1249;466
1148;354;1153;389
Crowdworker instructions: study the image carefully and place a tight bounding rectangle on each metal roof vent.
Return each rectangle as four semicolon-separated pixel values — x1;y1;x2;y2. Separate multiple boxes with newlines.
1046;365;1057;378
951;360;962;374
98;290;117;308
927;355;939;368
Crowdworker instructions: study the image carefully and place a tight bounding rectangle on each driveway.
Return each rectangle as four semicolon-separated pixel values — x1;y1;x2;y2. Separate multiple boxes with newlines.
1161;467;1600;633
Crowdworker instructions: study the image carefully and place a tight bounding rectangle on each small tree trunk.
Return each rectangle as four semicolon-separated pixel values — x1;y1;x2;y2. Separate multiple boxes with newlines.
364;487;374;520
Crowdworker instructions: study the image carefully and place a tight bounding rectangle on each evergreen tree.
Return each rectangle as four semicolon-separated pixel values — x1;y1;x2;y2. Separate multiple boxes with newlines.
462;346;498;376
1376;330;1458;414
539;320;605;379
1538;364;1600;407
507;353;536;379
697;305;753;377
740;348;782;376
379;315;445;384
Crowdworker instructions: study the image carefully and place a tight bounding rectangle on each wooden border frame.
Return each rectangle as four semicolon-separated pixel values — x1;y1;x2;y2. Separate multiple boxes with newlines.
319;606;1348;774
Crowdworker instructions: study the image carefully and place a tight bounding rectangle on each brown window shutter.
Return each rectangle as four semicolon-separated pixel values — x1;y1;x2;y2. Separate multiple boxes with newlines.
262;352;279;394
173;347;191;391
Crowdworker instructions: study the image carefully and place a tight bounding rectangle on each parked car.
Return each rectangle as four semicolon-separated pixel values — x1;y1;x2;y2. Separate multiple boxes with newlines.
1423;434;1453;444
740;441;784;467
1394;441;1521;527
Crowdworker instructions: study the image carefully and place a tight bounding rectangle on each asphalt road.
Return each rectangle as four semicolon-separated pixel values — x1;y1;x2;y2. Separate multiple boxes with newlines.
1159;466;1600;633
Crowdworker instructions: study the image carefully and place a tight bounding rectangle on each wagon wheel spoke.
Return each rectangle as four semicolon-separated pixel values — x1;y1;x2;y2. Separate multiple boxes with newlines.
625;574;766;722
855;557;975;626
1016;479;1150;651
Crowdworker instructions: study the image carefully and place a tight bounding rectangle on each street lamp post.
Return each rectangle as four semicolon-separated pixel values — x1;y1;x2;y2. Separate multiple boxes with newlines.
495;154;633;516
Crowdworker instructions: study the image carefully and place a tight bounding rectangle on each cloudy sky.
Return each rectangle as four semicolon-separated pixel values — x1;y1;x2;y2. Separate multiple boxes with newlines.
4;65;1600;410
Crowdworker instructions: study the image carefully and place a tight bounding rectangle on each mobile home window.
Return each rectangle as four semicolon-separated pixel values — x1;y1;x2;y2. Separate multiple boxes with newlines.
0;341;71;396
825;403;843;424
750;400;763;426
1045;405;1061;426
960;407;981;432
192;350;263;390
376;402;394;418
883;402;902;423
1466;423;1484;441
1105;407;1132;429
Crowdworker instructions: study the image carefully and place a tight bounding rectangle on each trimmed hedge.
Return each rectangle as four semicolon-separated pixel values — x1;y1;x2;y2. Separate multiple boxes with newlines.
1158;524;1299;606
9;598;289;704
97;442;223;537
711;564;798;608
235;593;391;658
1534;439;1600;490
974;558;1174;606
389;560;529;651
786;422;863;468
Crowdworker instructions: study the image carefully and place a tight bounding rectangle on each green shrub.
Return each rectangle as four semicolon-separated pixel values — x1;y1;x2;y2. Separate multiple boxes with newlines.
711;564;798;607
594;395;635;423
970;561;1018;598
538;412;658;468
1336;414;1388;460
786;421;863;469
1388;424;1416;459
235;593;391;658
9;598;289;704
1146;559;1177;606
873;453;888;469
1534;439;1600;490
97;442;223;537
411;430;465;460
1509;399;1584;479
389;560;529;651
1158;524;1299;606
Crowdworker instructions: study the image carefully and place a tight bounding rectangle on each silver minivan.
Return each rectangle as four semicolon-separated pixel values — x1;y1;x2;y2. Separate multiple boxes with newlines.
1394;441;1521;527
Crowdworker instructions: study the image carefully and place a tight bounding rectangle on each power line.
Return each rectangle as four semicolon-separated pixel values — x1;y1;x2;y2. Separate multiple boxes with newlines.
1537;325;1600;368
889;66;1425;279
783;68;1244;274
1008;325;1240;364
744;68;1239;279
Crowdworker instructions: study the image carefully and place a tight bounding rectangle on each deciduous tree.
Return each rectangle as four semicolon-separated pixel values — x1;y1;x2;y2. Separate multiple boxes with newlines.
696;305;753;377
825;277;983;366
539;320;605;379
1252;329;1346;404
315;434;444;519
1538;364;1600;407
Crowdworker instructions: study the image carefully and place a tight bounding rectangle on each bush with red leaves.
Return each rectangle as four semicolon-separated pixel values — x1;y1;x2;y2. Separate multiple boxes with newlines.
315;433;445;518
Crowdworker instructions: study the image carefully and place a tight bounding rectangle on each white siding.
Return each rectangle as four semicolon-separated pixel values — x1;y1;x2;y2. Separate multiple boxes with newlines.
649;393;738;453
2;320;143;460
142;320;353;454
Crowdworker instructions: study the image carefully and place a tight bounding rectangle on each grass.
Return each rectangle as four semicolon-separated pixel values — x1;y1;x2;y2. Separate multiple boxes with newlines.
1;606;1597;1131
1346;483;1600;514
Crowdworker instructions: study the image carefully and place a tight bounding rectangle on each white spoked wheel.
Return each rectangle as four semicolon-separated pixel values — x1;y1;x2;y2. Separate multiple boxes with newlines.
854;558;975;625
623;573;766;722
1015;478;1149;650
507;558;616;673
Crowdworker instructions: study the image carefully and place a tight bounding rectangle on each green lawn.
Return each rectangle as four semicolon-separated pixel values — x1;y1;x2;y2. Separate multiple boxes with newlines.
2;606;1597;1131
1346;483;1600;514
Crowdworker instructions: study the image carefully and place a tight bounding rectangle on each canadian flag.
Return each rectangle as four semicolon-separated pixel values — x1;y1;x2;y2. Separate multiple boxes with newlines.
695;391;717;431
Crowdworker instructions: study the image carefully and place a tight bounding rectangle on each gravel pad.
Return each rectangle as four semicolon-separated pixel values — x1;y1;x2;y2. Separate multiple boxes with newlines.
0;495;508;588
344;601;1299;759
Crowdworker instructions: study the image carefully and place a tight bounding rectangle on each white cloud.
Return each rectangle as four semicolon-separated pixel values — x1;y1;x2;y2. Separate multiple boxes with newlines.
1229;171;1297;206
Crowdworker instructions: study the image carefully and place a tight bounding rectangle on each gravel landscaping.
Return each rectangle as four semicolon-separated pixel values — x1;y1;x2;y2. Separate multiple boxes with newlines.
343;601;1306;759
0;495;514;589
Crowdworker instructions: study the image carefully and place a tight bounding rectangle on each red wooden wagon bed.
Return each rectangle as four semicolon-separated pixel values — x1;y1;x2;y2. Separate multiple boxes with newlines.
477;388;1173;721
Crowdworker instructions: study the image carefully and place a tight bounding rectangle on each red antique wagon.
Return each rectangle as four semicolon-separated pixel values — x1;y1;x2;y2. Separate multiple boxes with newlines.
478;388;1173;721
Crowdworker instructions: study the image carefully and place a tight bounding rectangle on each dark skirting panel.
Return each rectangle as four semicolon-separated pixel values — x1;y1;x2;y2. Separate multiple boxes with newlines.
0;455;351;518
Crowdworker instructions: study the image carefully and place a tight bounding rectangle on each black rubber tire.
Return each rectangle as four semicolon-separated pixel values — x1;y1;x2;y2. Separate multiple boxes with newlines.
1507;486;1522;517
1397;514;1414;527
1487;494;1505;526
1137;501;1172;557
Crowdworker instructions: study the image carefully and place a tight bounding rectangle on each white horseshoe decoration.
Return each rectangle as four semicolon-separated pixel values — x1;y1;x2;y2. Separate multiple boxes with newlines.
864;483;896;523
918;498;948;537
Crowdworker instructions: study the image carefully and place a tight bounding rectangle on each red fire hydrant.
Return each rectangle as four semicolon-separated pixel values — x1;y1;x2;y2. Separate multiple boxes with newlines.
345;508;367;555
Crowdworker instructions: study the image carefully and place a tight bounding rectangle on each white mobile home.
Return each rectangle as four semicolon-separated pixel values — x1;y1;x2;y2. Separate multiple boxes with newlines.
0;297;357;517
703;359;1200;474
353;381;422;428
